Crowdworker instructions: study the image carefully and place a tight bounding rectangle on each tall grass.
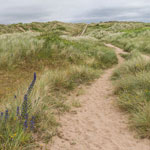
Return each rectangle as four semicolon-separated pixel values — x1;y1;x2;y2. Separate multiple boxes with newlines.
0;29;118;149
112;52;150;138
0;21;84;36
86;21;150;138
86;22;150;55
102;25;150;54
0;73;37;150
112;52;150;79
0;32;43;69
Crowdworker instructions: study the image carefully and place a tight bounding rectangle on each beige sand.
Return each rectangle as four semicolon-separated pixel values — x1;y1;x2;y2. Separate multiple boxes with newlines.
47;44;150;150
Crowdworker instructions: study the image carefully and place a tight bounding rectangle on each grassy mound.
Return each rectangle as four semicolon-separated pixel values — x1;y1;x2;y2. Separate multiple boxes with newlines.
112;52;150;138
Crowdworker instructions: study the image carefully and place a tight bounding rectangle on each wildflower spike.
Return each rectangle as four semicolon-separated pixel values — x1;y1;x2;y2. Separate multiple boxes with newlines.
24;119;28;130
1;112;3;119
5;110;8;121
30;116;35;130
17;106;20;116
21;94;28;118
26;72;36;96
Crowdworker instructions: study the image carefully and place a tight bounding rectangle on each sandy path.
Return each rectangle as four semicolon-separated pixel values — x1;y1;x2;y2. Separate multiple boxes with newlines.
48;44;150;150
80;24;88;36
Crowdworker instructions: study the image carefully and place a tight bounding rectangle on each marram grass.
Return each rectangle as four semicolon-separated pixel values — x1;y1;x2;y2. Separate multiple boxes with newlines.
113;52;150;138
0;22;120;149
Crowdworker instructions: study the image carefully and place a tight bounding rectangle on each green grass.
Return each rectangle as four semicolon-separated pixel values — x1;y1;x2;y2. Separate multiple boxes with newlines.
0;21;85;36
2;20;150;148
112;52;150;79
0;32;43;69
112;52;150;138
0;25;118;149
72;99;81;108
101;24;150;54
85;22;150;55
2;20;150;149
86;21;150;139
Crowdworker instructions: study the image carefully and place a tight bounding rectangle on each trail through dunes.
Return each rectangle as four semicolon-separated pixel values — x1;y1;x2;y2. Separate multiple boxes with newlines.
80;24;88;36
48;44;150;150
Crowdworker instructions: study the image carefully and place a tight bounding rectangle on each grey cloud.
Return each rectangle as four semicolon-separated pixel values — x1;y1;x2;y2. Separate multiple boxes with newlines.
0;0;150;24
73;5;150;23
0;4;52;23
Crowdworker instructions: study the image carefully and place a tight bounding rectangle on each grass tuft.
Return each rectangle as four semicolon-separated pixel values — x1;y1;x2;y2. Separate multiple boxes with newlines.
113;53;150;138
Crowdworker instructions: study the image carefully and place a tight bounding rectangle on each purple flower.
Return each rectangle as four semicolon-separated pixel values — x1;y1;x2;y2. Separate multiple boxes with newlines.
17;106;20;116
23;114;28;130
21;94;28;118
1;112;3;119
25;113;28;120
5;110;8;121
21;73;37;118
30;116;35;130
26;72;36;96
24;119;28;130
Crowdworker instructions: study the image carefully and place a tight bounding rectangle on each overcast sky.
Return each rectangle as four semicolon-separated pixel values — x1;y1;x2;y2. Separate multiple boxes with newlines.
0;0;150;24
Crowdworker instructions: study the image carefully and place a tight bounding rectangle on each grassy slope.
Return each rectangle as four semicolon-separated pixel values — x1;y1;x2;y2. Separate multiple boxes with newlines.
112;52;150;138
86;22;150;138
0;21;85;36
0;22;118;149
86;22;150;54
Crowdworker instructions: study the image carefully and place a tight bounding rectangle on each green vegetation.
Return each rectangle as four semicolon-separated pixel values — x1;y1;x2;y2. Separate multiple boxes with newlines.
0;22;118;149
0;21;84;36
86;22;150;54
0;32;43;69
1;20;150;149
86;21;150;138
112;52;150;138
108;29;150;54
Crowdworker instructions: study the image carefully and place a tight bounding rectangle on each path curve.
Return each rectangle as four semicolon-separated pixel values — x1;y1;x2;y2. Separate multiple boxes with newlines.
48;44;150;150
